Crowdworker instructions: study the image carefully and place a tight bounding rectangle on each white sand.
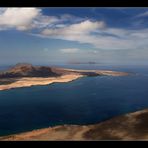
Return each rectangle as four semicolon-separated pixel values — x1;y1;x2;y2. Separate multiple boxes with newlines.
0;74;83;91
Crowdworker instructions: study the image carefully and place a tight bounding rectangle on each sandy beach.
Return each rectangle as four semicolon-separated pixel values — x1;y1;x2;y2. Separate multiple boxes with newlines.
0;74;83;91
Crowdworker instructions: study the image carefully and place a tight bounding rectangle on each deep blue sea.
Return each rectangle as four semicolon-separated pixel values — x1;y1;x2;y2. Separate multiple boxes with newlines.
0;64;148;136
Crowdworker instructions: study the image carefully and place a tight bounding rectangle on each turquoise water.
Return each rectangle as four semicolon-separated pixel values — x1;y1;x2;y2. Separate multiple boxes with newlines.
0;65;148;136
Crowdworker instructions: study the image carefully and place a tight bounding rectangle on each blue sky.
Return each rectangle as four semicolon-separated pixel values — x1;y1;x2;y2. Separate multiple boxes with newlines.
0;7;148;65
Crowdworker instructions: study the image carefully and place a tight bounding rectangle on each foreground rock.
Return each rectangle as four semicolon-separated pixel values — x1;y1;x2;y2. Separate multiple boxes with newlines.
0;63;129;91
0;109;148;141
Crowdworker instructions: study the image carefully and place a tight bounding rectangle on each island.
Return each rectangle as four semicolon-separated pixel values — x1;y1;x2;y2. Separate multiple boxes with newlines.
68;61;98;64
0;108;148;141
0;63;129;91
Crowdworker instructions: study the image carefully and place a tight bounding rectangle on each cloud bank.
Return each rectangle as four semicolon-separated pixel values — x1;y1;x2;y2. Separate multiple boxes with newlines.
1;7;148;51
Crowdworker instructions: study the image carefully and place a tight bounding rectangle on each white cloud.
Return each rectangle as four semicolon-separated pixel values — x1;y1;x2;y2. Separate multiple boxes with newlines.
0;8;41;30
42;20;105;36
41;20;114;49
39;20;134;49
60;48;99;55
32;15;59;29
0;8;87;31
136;11;148;18
60;48;80;53
1;8;148;51
38;19;148;50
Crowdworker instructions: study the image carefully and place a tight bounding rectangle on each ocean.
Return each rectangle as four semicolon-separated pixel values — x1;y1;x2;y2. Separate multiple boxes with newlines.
0;64;148;136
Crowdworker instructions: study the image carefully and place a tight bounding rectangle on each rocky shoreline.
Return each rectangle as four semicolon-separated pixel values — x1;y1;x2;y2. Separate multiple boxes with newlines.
0;108;148;141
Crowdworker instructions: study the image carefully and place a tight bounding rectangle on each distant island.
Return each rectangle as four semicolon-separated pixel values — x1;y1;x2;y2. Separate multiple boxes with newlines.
0;63;129;91
68;61;98;64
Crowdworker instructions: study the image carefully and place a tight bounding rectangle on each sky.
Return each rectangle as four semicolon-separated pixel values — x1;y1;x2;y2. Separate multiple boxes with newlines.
0;7;148;65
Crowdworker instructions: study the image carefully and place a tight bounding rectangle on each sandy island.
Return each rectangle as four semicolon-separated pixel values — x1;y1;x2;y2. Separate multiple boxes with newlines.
0;69;129;91
0;74;83;91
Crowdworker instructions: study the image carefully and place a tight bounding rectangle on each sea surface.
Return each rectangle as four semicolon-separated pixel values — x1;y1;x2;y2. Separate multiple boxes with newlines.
0;64;148;136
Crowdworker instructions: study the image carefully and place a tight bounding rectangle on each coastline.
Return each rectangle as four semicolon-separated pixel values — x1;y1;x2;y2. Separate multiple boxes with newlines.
0;66;133;140
0;108;148;141
0;74;83;91
0;68;129;91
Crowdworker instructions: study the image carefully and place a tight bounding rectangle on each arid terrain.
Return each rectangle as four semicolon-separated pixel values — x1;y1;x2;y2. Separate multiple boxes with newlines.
0;63;129;91
0;74;83;91
0;108;148;141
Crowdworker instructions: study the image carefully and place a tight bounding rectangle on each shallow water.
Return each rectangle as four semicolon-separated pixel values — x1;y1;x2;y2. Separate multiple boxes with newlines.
0;64;148;136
